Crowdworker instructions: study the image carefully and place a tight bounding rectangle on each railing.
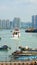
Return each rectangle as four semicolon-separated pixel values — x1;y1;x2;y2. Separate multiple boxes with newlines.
0;61;37;65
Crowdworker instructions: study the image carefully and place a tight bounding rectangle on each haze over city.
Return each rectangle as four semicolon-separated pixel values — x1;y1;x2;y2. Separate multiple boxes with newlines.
0;0;37;63
0;0;37;22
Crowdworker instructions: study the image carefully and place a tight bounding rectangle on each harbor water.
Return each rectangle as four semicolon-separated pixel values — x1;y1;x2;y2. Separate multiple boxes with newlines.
0;29;37;61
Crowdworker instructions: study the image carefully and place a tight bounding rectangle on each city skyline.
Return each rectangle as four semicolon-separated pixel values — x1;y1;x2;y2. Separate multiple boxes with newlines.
0;17;32;29
0;0;37;22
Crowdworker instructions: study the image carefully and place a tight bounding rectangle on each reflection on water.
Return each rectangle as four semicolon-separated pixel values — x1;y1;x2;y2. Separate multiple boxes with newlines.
32;33;37;37
15;55;37;61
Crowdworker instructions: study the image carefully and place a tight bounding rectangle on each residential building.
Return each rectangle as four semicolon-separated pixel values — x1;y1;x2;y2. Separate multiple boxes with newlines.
10;21;13;29
6;20;10;29
2;20;6;29
13;17;20;29
32;15;37;29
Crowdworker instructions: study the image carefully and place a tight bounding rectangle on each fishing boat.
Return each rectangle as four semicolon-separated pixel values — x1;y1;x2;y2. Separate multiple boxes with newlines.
0;45;11;51
12;28;20;38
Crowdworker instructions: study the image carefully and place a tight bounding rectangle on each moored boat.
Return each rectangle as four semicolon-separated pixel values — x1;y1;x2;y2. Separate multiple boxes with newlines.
19;46;37;51
12;46;37;58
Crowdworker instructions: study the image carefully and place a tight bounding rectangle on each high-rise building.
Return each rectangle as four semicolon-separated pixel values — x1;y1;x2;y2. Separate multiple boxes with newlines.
1;19;10;29
10;21;13;29
13;17;20;29
6;20;10;29
2;20;6;29
32;15;37;29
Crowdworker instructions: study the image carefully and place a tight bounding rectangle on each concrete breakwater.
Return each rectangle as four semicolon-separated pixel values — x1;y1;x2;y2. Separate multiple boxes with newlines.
0;61;37;65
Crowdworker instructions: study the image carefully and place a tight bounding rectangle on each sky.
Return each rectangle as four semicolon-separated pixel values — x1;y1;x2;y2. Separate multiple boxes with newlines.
0;0;37;22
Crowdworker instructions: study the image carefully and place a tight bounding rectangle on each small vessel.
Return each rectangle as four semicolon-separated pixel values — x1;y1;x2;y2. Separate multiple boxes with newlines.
12;28;20;38
0;45;11;51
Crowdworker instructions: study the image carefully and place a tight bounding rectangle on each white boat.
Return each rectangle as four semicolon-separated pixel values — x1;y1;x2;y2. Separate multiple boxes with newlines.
12;28;20;38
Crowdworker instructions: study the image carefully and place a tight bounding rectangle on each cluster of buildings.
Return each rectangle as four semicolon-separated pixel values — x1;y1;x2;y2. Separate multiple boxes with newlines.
0;18;20;29
0;19;10;29
0;15;37;29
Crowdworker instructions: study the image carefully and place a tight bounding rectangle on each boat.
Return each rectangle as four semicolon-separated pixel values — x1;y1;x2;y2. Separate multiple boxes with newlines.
12;46;37;58
12;28;20;38
12;50;37;59
19;46;37;51
25;28;37;32
0;45;11;51
19;46;32;51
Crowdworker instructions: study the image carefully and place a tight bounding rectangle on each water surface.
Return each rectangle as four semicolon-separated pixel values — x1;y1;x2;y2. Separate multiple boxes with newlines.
0;29;37;61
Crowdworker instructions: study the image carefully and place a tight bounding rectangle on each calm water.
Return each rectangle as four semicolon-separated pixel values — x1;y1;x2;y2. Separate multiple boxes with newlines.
0;29;37;61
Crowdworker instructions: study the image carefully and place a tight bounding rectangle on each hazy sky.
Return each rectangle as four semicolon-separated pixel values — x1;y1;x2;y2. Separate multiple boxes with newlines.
0;0;37;22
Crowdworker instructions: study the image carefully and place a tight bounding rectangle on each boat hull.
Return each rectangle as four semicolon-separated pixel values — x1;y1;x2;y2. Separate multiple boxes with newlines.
25;29;37;33
0;48;8;51
0;45;10;51
12;33;20;38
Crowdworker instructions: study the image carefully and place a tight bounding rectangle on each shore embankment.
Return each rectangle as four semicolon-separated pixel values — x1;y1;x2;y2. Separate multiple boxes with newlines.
0;61;37;65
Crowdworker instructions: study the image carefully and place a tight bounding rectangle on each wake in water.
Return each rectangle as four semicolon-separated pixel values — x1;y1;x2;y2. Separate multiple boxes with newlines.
10;35;19;40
